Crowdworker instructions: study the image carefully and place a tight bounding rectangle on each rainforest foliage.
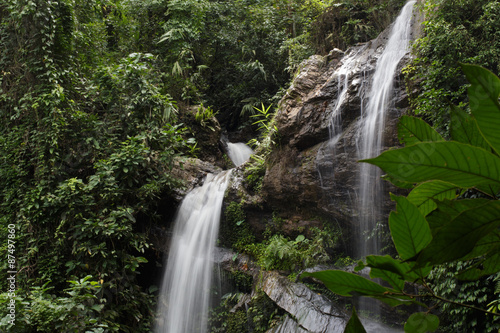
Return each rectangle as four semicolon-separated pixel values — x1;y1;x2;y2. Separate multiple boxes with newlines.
1;0;500;332
405;0;500;135
0;0;408;331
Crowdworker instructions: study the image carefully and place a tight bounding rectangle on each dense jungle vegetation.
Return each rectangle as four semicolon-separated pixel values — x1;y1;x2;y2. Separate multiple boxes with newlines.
0;0;499;332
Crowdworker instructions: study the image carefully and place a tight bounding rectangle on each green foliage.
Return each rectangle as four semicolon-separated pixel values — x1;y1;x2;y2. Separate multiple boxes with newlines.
250;103;277;134
0;276;118;332
301;65;500;332
210;291;280;333
220;201;256;252
344;307;367;333
231;271;253;294
244;154;267;194
405;0;500;134
428;263;499;332
404;312;439;333
0;1;195;331
259;227;336;272
260;234;307;271
243;103;279;194
310;0;407;54
195;104;218;131
389;194;432;261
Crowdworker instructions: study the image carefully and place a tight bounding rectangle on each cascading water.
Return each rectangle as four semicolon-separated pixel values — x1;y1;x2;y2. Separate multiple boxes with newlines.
155;140;253;333
357;0;416;259
226;142;254;167
317;47;367;190
155;170;232;333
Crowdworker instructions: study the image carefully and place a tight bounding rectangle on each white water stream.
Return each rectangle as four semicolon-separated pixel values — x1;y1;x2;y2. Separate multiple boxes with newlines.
155;141;253;333
226;142;254;167
357;0;416;258
155;170;232;333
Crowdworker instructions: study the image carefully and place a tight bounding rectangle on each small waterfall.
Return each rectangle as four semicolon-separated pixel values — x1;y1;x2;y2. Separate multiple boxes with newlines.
317;47;366;189
227;142;254;166
357;0;416;259
155;170;232;333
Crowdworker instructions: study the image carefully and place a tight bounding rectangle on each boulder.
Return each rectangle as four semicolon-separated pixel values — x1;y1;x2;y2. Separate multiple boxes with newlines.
260;271;347;333
170;157;222;199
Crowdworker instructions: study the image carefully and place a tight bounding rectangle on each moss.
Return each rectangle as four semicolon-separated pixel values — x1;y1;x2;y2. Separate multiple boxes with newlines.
226;310;248;333
210;292;282;333
231;271;253;294
219;201;255;250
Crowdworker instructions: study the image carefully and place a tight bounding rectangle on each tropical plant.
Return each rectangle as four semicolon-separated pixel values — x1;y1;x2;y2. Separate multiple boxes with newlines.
0;1;194;331
405;0;500;134
195;104;218;131
302;64;500;332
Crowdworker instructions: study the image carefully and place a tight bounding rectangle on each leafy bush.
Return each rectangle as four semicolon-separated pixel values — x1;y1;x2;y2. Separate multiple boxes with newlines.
210;292;280;333
428;263;499;332
259;227;336;272
310;0;407;54
0;276;119;332
405;0;500;134
0;1;193;331
220;201;256;250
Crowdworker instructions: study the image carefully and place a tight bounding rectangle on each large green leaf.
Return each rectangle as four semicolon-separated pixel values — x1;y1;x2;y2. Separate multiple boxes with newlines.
460;63;500;155
300;270;407;306
461;229;500;260
426;199;492;232
404;312;439;333
364;256;406;291
417;200;500;265
449;104;490;150
301;270;388;296
457;250;500;281
398;115;444;146
361;255;431;285
362;141;500;192
407;180;457;216
344;307;367;333
389;195;432;260
381;174;415;189
456;231;500;280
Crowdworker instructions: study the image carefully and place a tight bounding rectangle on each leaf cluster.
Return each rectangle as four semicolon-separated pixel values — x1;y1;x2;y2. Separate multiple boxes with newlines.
0;1;194;331
405;0;500;134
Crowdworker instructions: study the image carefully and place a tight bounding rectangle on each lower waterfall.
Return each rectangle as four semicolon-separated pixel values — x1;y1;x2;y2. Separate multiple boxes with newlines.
154;170;232;333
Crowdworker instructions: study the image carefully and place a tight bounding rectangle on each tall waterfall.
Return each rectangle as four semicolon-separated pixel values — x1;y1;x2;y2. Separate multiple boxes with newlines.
357;0;416;258
155;170;232;333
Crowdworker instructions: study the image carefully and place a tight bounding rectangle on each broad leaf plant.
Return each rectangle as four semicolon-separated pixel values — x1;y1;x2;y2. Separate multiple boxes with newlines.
302;64;500;332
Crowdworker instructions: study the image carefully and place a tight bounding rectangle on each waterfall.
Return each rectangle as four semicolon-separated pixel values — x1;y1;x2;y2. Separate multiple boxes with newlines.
317;46;367;190
227;142;254;167
357;0;416;259
155;170;232;333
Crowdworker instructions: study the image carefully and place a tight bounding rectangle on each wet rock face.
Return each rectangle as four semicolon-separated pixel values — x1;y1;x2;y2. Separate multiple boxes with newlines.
215;249;348;333
260;271;347;333
261;19;419;228
171;158;222;198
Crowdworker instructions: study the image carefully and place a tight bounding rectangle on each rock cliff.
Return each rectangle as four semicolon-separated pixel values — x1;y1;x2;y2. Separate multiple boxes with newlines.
260;11;422;237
